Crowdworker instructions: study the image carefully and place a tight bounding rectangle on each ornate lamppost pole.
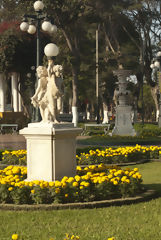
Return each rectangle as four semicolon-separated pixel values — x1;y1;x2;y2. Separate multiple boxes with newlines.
150;51;161;127
20;0;57;121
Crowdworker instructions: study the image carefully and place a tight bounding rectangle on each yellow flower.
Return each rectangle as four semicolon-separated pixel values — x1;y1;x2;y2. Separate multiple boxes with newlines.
12;234;19;240
55;188;60;194
108;174;113;179
125;179;130;184
76;166;82;171
49;182;55;187
81;175;90;180
55;181;61;187
65;233;69;238
113;180;118;185
67;177;74;183
84;182;90;187
107;237;115;240
31;189;35;194
8;187;13;191
73;182;79;187
65;193;68;198
75;175;81;182
62;183;67;188
134;168;138;172
121;176;127;182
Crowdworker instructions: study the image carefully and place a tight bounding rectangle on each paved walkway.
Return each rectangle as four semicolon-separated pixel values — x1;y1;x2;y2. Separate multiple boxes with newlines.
0;134;91;150
0;134;26;150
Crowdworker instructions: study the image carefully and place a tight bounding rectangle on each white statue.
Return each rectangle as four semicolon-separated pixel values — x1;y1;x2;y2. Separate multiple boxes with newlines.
31;66;52;122
31;60;64;123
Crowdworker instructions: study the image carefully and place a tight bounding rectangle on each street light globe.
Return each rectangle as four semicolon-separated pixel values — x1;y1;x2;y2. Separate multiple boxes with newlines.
50;25;57;33
20;22;29;31
33;1;44;11
150;63;155;69
44;43;59;57
154;60;160;68
27;24;36;34
41;21;52;32
157;51;161;57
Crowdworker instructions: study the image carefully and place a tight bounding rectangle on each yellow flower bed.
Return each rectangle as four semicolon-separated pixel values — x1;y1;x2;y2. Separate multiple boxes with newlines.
2;150;27;165
1;145;161;166
0;164;142;205
11;233;115;240
76;145;161;165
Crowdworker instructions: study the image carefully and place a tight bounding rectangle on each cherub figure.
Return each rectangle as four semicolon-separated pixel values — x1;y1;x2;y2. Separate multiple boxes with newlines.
31;61;64;123
46;59;64;123
31;66;52;122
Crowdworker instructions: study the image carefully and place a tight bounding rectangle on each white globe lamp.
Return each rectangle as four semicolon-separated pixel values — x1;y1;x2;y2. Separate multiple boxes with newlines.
50;25;57;33
157;51;161;57
44;43;59;57
41;21;52;32
33;1;44;11
154;60;160;69
20;22;29;31
150;63;155;69
27;24;37;34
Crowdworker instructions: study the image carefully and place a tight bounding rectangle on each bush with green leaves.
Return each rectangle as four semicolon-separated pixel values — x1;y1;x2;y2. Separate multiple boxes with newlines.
0;164;143;205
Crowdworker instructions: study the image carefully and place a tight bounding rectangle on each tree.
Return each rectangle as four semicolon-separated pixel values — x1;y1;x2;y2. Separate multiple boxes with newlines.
123;0;161;121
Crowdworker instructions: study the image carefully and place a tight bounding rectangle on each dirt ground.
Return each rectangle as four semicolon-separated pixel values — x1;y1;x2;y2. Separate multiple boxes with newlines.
0;134;91;150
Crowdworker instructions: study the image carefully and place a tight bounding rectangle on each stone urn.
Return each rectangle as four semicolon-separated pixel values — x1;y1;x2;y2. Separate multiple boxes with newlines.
112;69;136;136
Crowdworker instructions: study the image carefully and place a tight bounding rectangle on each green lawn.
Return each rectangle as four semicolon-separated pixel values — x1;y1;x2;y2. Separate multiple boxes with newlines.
1;161;161;240
77;135;161;147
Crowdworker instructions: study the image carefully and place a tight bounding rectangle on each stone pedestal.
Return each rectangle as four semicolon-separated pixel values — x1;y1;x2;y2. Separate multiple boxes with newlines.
11;72;19;112
112;69;136;136
19;123;82;181
112;105;136;136
0;73;5;112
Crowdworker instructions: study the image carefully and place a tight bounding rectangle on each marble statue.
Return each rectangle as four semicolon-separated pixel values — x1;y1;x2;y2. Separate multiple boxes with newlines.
31;60;63;123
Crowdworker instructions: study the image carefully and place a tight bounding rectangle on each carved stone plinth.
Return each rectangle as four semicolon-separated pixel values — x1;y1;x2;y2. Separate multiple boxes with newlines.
112;69;136;136
19;123;82;181
112;105;136;136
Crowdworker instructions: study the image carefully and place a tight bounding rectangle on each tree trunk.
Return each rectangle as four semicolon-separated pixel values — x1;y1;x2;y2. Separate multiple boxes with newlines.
151;85;159;121
71;64;78;127
61;29;80;127
102;101;109;124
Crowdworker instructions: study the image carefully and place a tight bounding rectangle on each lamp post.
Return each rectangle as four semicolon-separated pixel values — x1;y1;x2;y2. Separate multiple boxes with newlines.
150;51;161;127
20;0;57;121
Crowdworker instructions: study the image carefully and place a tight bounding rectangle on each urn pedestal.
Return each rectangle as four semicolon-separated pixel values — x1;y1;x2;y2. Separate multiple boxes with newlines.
20;123;82;181
112;69;136;136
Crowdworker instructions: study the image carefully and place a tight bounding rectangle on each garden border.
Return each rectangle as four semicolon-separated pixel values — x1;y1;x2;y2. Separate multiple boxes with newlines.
0;159;150;169
0;189;157;211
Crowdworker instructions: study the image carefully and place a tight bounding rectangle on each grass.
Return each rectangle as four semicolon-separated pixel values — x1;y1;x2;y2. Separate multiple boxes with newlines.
77;134;161;146
77;122;161;146
0;161;161;239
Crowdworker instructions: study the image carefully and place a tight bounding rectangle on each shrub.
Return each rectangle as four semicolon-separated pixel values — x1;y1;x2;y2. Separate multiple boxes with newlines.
76;145;161;165
0;164;143;204
1;150;27;165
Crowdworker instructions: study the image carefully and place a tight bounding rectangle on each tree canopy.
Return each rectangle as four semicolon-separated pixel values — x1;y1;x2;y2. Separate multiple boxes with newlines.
0;0;160;121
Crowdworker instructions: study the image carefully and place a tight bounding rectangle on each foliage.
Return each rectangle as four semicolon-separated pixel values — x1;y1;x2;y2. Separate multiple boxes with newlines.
1;150;26;165
77;145;161;165
1;144;161;167
135;123;161;137
0;164;142;204
0;160;161;240
10;233;115;240
138;84;156;121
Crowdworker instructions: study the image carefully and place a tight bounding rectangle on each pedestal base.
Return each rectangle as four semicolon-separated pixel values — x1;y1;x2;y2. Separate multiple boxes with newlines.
112;106;136;136
19;122;82;181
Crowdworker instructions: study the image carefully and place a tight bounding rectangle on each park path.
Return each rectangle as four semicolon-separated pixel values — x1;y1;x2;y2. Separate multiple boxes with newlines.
0;134;91;150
